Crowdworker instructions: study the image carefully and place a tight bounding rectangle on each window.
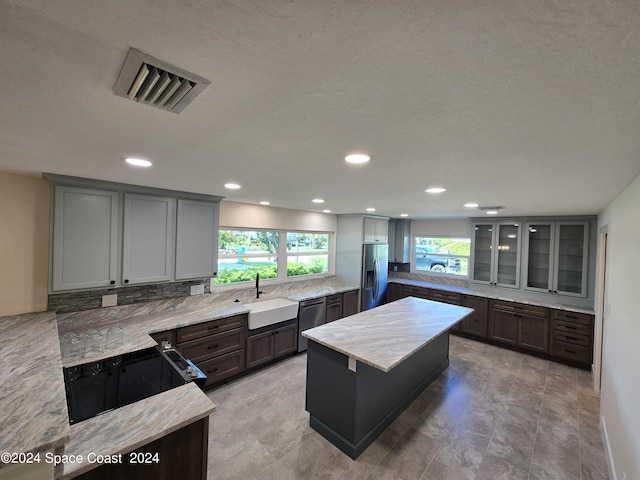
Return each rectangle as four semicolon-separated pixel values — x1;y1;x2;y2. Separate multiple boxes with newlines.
216;230;279;284
216;229;331;285
413;236;471;277
286;232;330;277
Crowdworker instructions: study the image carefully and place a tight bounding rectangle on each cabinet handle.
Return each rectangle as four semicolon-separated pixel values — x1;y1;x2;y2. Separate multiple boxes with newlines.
565;325;577;330
564;349;576;354
124;279;129;284
110;280;116;285
566;336;577;341
207;344;219;350
208;325;220;330
207;367;218;373
566;315;577;319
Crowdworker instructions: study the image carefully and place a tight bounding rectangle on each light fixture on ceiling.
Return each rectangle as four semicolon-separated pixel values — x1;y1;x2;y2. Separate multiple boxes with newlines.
259;201;270;206
125;157;152;167
400;213;409;217
323;209;331;213
366;207;376;212
478;206;504;215
344;153;370;164
224;183;241;189
464;202;479;208
312;198;325;204
425;187;447;194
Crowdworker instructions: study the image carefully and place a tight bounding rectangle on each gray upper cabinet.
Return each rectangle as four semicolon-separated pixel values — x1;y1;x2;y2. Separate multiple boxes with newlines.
47;174;222;292
523;221;589;297
175;199;218;280
363;217;388;243
471;222;522;289
52;186;119;291
122;194;174;285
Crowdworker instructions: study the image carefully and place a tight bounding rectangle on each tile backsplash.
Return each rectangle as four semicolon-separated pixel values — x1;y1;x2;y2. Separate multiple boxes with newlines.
48;279;211;313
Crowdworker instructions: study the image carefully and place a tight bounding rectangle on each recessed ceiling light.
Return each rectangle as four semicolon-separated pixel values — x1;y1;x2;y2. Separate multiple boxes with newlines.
344;153;370;164
486;210;499;215
400;213;409;217
323;209;331;213
125;157;152;167
425;187;447;194
259;201;270;206
464;202;479;208
312;198;325;204
366;207;376;212
224;183;241;189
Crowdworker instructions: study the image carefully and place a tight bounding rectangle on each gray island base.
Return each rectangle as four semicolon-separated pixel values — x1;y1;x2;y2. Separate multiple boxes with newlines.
302;297;473;459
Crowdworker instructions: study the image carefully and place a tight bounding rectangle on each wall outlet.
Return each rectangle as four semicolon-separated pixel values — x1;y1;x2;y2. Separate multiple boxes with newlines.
102;294;117;307
190;284;205;296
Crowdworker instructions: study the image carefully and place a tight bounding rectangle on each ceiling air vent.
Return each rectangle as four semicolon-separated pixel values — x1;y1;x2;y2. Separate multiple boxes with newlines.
114;48;210;114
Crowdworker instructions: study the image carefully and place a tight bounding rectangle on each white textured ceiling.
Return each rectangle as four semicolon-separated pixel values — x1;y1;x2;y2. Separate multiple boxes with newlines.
1;0;639;218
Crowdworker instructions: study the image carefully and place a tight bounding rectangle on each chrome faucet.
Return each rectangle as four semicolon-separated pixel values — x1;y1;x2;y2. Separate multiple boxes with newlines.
256;273;263;298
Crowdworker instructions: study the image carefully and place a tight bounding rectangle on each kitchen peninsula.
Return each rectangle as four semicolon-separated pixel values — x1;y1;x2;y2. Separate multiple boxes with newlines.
302;296;473;459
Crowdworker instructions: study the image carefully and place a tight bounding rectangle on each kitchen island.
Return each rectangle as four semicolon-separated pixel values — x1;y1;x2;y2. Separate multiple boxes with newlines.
302;296;473;459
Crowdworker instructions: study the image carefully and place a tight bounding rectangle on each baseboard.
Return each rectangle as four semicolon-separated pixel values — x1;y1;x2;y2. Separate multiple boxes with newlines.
601;415;617;480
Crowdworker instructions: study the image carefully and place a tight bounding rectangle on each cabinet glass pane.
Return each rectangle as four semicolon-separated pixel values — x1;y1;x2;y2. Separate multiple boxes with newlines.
556;224;585;294
473;224;493;282
527;224;552;290
496;224;519;286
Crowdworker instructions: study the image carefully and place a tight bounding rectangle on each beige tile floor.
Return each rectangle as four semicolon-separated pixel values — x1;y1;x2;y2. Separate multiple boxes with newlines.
207;336;610;480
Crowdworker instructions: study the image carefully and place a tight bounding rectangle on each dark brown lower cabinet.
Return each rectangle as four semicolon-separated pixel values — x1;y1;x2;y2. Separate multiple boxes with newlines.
246;320;298;369
488;309;519;346
518;314;549;353
342;290;359;317
76;417;208;480
459;295;488;338
326;294;343;323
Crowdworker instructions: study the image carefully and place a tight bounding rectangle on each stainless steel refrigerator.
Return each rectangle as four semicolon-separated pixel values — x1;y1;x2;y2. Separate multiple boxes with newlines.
361;243;388;311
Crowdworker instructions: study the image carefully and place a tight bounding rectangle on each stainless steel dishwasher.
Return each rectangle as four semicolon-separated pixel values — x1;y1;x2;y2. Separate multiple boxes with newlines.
298;297;327;352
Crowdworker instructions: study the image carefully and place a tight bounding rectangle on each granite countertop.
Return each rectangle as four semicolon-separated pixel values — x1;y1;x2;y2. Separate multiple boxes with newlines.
302;296;473;372
62;383;214;479
0;312;70;459
388;278;596;315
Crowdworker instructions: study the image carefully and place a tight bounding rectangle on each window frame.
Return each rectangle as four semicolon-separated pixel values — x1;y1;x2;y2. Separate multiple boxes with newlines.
215;228;333;286
411;235;471;278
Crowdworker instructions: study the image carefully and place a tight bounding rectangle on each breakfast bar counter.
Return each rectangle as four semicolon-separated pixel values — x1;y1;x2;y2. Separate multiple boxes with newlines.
302;296;473;459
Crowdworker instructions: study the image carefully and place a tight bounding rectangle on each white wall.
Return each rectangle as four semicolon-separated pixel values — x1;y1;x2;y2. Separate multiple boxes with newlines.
220;201;336;232
597;172;640;480
410;218;472;237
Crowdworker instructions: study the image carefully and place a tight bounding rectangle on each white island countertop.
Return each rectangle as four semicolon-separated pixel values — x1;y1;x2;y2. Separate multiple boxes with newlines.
302;297;473;372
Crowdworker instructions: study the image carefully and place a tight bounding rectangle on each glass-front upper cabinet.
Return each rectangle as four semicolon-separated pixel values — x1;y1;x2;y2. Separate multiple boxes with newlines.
524;222;588;297
471;222;522;288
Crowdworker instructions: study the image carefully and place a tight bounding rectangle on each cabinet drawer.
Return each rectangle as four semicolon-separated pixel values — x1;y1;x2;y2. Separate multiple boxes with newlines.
551;341;592;364
552;330;591;347
197;350;245;386
551;310;593;326
326;294;342;304
177;314;246;343
403;286;430;299
429;289;461;305
490;300;549;318
552;319;592;337
177;328;243;362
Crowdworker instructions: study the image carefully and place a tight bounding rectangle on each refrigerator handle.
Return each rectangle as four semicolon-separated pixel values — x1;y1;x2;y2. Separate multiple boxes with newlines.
373;258;379;300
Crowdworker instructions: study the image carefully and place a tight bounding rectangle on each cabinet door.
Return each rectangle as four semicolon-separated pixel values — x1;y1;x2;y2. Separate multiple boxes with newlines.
273;323;298;357
326;301;343;323
52;186;119;291
363;217;388;243
246;331;273;368
471;224;494;284
494;223;521;288
518;314;549;353
122;194;174;285
175;199;218;280
343;290;359;316
524;223;554;292
460;295;488;338
554;223;588;297
488;310;518;345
